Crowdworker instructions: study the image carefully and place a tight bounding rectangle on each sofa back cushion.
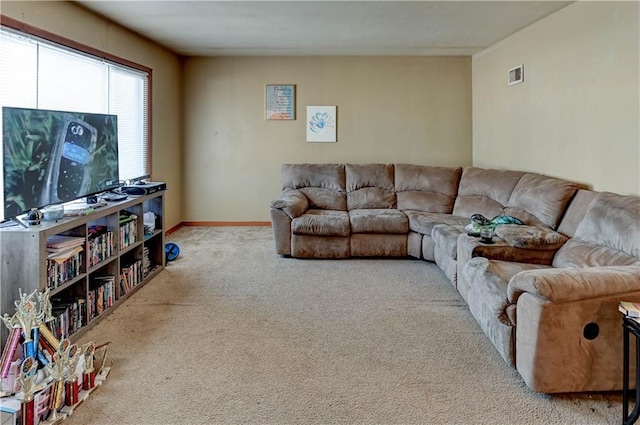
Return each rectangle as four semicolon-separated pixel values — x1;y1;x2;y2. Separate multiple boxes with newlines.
556;189;597;237
394;164;462;213
452;167;524;219
503;173;577;229
553;192;640;268
281;163;346;210
346;163;396;210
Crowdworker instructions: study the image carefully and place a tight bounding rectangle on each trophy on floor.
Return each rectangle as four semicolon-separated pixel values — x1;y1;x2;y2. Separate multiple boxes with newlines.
3;291;40;360
2;288;53;363
82;342;96;390
43;339;71;424
94;341;112;382
16;357;38;425
64;344;81;406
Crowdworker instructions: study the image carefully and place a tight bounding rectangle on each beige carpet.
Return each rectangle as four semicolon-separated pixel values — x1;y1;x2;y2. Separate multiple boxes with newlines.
64;226;621;425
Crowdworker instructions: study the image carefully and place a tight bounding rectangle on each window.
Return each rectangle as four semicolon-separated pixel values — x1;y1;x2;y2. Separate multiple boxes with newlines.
0;24;150;219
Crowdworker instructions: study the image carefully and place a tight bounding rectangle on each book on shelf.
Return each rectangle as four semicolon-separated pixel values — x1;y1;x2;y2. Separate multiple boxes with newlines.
46;234;85;251
88;229;115;268
619;301;640;318
46;247;84;289
120;260;143;295
50;297;86;340
89;276;115;320
47;245;84;261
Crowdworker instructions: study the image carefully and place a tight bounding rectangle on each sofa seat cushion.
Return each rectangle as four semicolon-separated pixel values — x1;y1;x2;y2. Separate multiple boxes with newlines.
552;239;639;268
494;225;568;250
292;210;350;237
404;211;468;235
432;224;465;260
349;209;408;234
463;257;550;326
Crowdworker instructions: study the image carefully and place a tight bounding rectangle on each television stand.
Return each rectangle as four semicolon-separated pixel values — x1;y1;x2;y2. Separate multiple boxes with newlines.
0;191;166;346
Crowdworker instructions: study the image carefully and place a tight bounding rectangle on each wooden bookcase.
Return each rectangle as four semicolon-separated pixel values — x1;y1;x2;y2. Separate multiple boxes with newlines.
0;191;165;345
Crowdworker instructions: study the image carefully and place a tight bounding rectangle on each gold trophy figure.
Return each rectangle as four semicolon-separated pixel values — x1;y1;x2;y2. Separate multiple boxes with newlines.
95;341;112;382
3;289;52;360
7;297;38;358
36;289;54;323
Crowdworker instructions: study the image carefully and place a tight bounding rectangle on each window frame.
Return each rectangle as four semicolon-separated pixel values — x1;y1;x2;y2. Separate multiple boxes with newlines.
0;14;154;178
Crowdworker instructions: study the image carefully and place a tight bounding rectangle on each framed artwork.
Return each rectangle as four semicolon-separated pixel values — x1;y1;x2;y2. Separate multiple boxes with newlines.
306;106;337;142
265;84;296;120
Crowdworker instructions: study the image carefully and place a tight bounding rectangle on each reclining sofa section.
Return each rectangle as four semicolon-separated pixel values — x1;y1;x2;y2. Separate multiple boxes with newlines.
269;163;640;393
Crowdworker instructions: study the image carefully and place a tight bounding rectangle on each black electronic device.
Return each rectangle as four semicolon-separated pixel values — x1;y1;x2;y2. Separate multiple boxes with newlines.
102;193;128;202
120;181;167;196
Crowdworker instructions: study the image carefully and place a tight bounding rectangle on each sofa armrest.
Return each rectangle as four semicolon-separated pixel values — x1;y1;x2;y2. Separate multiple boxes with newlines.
269;188;309;219
457;233;557;268
508;266;640;304
493;225;568;251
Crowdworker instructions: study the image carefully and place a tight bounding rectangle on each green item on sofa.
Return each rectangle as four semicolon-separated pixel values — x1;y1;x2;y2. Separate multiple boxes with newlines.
465;214;524;236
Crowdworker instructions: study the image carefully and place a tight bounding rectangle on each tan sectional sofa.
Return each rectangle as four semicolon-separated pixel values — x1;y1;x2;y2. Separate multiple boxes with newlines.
269;163;640;393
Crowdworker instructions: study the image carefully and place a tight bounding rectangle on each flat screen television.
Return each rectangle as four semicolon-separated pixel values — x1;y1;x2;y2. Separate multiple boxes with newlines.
2;107;119;220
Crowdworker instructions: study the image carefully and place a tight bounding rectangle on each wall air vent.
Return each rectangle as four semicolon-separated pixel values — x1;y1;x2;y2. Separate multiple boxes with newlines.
508;64;524;85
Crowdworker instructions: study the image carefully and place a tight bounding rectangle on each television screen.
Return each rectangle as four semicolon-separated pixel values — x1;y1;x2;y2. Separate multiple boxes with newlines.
2;107;119;220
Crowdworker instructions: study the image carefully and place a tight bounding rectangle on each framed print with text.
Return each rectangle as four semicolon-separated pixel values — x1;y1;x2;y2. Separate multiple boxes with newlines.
265;84;296;120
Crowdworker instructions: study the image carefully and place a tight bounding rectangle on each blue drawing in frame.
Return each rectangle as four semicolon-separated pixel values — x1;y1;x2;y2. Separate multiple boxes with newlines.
306;106;336;142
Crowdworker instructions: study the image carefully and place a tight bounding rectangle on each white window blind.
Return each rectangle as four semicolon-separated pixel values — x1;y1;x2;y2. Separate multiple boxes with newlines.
109;67;148;183
0;31;38;108
37;43;107;113
0;26;149;221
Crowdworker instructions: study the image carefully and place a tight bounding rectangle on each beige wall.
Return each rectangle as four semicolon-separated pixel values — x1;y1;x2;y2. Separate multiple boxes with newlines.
8;2;634;225
183;56;471;221
1;1;184;229
473;1;640;195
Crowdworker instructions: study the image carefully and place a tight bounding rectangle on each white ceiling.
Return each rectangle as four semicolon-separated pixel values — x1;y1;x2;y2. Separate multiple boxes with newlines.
76;1;572;57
